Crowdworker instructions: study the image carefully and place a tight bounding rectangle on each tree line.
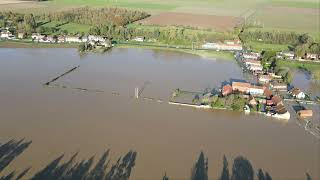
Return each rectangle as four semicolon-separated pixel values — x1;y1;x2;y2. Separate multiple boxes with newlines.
240;29;320;55
0;7;149;35
38;7;150;26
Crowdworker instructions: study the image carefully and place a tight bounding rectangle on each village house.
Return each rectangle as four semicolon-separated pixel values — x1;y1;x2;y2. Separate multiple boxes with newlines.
305;53;319;60
0;30;14;39
248;64;263;72
65;36;82;43
81;36;88;43
32;33;45;41
57;35;65;43
297;109;313;118
47;36;56;43
18;32;25;39
221;84;233;96
276;51;295;60
259;74;272;83
133;36;145;42
243;59;261;66
242;52;260;60
264;89;273;99
270;82;287;91
88;35;106;42
290;88;306;99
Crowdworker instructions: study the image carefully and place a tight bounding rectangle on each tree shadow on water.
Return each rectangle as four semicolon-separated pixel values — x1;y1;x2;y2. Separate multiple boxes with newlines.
30;150;137;180
164;154;278;180
191;151;208;180
0;139;32;174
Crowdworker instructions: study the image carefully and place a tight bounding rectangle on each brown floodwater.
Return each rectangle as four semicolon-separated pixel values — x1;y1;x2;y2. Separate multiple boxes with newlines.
0;48;319;179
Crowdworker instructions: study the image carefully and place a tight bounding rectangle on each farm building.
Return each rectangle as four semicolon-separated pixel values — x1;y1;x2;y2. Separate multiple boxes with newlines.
221;84;233;96
297;110;313;118
202;42;242;51
232;82;251;93
133;36;145;42
290;88;306;99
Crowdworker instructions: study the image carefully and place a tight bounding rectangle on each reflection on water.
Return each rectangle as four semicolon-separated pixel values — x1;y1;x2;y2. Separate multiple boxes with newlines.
1;139;136;180
5;140;314;180
0;48;319;179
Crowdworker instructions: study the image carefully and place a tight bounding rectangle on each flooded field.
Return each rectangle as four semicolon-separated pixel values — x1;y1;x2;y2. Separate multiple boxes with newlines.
0;48;319;179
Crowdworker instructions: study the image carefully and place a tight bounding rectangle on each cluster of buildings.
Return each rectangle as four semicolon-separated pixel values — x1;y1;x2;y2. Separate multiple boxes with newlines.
0;29;16;39
202;39;243;51
30;34;111;47
277;50;320;61
240;52;264;74
221;81;291;120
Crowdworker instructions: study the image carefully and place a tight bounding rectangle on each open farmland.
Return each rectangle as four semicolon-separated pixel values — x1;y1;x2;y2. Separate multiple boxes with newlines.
137;12;240;31
0;0;319;34
251;6;320;34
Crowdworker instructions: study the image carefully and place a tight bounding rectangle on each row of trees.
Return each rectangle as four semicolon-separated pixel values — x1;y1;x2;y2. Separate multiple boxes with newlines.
0;7;149;35
88;23;236;45
241;29;320;55
38;7;150;26
240;30;309;45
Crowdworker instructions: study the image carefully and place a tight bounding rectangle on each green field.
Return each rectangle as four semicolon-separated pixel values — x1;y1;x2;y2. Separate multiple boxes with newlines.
0;0;319;42
244;41;290;52
39;21;91;34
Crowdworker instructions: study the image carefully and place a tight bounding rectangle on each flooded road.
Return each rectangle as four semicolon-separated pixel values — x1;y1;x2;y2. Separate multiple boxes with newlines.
0;48;319;179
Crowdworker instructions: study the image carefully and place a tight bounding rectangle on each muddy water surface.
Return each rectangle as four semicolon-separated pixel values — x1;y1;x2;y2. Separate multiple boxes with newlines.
0;48;319;179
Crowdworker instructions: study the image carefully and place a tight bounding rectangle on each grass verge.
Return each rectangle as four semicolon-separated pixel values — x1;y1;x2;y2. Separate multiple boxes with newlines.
115;43;235;60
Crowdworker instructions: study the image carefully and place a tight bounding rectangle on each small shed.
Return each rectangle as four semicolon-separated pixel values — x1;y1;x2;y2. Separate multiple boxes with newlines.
298;110;313;118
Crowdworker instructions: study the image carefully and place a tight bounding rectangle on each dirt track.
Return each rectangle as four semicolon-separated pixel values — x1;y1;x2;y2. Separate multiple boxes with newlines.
137;12;240;31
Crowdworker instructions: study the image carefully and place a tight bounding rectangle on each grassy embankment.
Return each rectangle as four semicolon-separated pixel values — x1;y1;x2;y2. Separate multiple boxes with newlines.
116;43;234;60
